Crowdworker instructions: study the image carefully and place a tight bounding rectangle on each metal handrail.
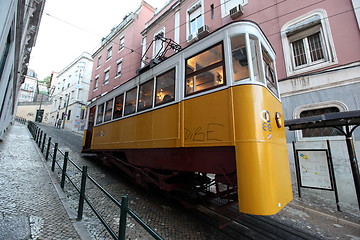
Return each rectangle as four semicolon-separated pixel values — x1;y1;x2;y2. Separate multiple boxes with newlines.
26;122;163;240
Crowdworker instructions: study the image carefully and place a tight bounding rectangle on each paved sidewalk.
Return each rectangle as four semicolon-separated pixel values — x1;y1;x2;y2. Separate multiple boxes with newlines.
0;122;90;240
1;122;359;239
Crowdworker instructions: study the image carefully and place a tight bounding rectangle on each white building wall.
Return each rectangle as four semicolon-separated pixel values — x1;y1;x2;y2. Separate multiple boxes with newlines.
17;101;52;122
280;65;360;213
0;0;17;140
0;0;45;140
49;52;93;131
18;76;37;102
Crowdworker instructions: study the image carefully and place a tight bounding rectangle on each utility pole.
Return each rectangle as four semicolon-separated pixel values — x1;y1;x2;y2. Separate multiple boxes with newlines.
36;94;44;122
62;93;70;129
35;80;43;122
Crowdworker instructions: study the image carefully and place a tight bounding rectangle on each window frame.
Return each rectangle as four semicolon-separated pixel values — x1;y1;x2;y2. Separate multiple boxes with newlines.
220;0;248;18
124;87;138;116
153;28;165;59
107;46;113;60
294;101;347;141
189;9;202;36
113;94;124;119
185;42;226;96
103;69;110;85
119;36;125;51
96;103;105;124
137;79;155;112
155;68;176;106
289;28;325;69
97;55;102;68
116;59;123;77
262;48;279;97
281;9;337;76
104;98;114;122
94;75;99;91
186;1;204;40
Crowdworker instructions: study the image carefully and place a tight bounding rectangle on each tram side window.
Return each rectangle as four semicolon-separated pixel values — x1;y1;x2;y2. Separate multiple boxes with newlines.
155;68;175;105
231;35;249;81
250;35;262;83
104;99;113;122
96;103;104;124
124;87;137;116
262;49;279;97
113;94;124;119
138;79;154;112
185;43;225;95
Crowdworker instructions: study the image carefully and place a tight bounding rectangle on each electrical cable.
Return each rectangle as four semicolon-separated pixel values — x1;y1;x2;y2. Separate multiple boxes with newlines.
26;0;359;95
73;1;360;83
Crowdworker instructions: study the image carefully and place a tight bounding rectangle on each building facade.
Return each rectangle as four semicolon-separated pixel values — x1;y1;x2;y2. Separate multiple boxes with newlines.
87;0;360;213
18;69;38;103
18;69;49;103
88;1;155;102
17;68;50;122
50;52;93;131
0;0;45;140
16;101;52;122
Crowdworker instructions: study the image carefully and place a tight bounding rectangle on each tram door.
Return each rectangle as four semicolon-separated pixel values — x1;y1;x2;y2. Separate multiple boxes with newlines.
84;106;96;150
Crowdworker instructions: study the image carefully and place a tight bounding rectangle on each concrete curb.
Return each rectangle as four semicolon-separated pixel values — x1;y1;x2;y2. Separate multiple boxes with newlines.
27;126;94;240
288;202;360;228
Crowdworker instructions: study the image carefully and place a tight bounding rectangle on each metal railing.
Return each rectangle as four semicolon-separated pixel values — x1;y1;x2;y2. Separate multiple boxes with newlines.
15;116;27;125
27;121;163;240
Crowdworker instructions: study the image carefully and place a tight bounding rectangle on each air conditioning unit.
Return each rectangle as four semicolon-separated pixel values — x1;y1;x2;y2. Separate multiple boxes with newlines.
197;25;210;38
230;4;244;20
187;34;198;43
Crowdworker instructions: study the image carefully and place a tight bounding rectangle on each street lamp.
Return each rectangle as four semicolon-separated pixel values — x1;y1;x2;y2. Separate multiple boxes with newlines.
35;93;43;122
62;93;70;129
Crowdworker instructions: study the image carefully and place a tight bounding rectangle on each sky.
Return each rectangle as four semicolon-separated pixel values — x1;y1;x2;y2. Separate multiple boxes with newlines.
28;0;170;80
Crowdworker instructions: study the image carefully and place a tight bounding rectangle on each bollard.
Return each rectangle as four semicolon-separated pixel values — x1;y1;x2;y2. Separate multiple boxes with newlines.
77;166;88;221
45;137;52;161
38;131;43;148
35;128;39;143
52;143;58;172
60;152;69;189
37;128;40;143
118;196;128;240
35;128;39;142
41;133;47;153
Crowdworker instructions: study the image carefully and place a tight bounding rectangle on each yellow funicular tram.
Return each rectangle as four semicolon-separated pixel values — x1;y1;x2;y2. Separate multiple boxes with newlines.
83;20;292;215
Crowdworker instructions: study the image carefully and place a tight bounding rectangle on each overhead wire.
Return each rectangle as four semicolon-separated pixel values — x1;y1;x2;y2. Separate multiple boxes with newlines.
79;0;358;84
28;0;359;89
84;5;353;90
25;2;142;55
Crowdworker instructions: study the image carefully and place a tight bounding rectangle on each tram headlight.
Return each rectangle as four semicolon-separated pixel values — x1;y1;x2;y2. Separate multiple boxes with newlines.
275;112;283;128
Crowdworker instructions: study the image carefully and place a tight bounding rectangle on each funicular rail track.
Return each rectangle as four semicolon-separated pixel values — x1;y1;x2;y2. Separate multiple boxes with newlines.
95;151;315;240
32;123;319;239
193;204;318;240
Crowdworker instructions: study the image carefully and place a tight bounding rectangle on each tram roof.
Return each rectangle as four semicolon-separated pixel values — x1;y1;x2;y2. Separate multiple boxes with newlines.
285;110;360;131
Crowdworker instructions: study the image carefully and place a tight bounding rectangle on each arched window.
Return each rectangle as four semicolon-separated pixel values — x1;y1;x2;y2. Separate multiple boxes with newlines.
281;9;337;76
294;101;347;139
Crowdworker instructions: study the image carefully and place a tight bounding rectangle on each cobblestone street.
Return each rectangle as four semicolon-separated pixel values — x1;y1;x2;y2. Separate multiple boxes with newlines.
36;123;234;239
0;123;87;240
1;122;359;239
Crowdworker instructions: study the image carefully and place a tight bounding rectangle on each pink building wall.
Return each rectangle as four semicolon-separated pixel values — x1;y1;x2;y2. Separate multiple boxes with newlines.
89;0;360;99
142;0;360;80
88;1;155;101
84;0;360;211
